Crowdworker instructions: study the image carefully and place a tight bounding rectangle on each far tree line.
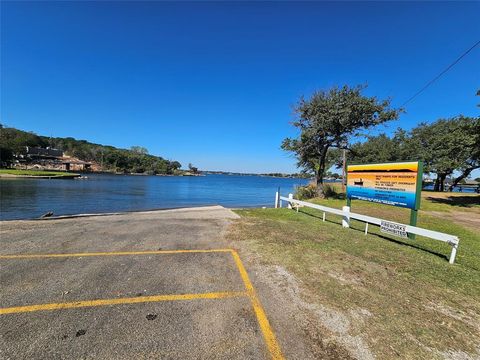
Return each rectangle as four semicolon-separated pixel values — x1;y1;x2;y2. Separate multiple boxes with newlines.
282;85;479;195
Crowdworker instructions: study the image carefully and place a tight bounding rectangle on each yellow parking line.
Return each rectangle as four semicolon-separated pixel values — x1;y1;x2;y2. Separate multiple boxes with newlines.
230;250;284;360
1;247;284;359
0;249;232;259
0;291;246;315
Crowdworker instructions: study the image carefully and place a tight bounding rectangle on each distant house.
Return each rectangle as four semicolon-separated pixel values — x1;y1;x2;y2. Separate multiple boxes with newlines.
26;146;63;159
19;146;92;172
61;159;92;172
464;179;479;186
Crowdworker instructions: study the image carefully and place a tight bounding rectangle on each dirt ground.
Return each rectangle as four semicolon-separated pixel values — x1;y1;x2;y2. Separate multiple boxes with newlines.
426;210;480;232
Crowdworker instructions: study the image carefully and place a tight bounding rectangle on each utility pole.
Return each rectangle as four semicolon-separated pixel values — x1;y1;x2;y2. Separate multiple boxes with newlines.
341;148;346;192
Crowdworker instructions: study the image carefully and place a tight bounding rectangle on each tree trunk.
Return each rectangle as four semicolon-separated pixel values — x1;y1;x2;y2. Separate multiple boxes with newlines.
439;174;446;192
434;175;441;192
315;167;324;196
449;167;478;191
315;147;329;197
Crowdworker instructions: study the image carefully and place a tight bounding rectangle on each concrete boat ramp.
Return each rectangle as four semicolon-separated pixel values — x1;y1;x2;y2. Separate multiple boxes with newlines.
0;206;283;359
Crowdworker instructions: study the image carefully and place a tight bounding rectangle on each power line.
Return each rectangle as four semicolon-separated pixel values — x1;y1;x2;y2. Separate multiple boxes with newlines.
401;39;480;107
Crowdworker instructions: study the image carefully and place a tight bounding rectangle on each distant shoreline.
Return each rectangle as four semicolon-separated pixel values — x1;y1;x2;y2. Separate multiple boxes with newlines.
0;174;80;179
0;169;320;181
0;169;80;179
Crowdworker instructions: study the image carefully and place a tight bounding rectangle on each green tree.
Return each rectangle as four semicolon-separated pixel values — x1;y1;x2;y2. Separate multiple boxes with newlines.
447;116;480;190
169;161;182;171
0;126;47;155
0;147;14;165
346;130;413;165
337;117;480;193
409;117;479;191
188;163;198;173
281;85;401;195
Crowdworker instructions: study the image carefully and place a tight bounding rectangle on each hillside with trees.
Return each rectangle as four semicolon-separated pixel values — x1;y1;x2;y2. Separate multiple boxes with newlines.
0;125;182;175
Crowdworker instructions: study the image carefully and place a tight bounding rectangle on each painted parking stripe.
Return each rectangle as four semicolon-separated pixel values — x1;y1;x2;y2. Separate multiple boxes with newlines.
1;248;285;359
230;250;285;360
0;248;232;259
0;291;246;315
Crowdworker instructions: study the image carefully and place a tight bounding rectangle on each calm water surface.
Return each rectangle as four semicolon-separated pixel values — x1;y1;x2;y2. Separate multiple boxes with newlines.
0;174;309;220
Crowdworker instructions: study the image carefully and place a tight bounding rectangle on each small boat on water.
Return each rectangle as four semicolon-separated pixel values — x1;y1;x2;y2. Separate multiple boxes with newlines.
354;179;364;186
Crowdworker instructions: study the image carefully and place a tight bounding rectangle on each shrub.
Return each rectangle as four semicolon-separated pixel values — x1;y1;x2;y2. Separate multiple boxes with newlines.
294;184;318;200
322;183;339;198
294;183;342;200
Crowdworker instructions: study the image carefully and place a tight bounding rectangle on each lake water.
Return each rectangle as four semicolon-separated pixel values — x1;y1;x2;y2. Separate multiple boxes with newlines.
0;173;310;220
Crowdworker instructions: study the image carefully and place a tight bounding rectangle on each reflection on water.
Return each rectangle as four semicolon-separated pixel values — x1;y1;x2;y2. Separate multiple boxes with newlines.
0;174;310;220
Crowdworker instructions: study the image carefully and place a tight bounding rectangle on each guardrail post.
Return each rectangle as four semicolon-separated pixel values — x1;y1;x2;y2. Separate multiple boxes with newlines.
288;193;293;209
449;243;458;264
342;206;350;228
274;191;280;208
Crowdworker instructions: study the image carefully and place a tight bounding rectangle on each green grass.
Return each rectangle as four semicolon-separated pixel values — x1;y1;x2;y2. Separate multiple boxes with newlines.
228;196;480;358
0;169;79;177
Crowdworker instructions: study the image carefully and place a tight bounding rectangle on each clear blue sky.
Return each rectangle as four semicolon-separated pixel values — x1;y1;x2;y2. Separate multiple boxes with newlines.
1;1;479;173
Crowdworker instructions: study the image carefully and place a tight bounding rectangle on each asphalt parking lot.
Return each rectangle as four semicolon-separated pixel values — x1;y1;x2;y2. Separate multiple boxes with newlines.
0;206;283;359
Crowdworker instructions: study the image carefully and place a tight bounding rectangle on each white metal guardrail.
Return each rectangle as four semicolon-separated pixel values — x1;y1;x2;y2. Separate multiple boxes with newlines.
275;192;459;264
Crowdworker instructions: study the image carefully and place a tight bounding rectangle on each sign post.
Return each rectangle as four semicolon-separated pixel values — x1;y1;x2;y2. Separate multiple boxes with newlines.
346;161;423;239
346;165;351;207
408;161;423;239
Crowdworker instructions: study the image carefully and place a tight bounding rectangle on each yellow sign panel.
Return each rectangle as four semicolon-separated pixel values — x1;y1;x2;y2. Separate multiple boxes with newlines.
347;161;421;209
